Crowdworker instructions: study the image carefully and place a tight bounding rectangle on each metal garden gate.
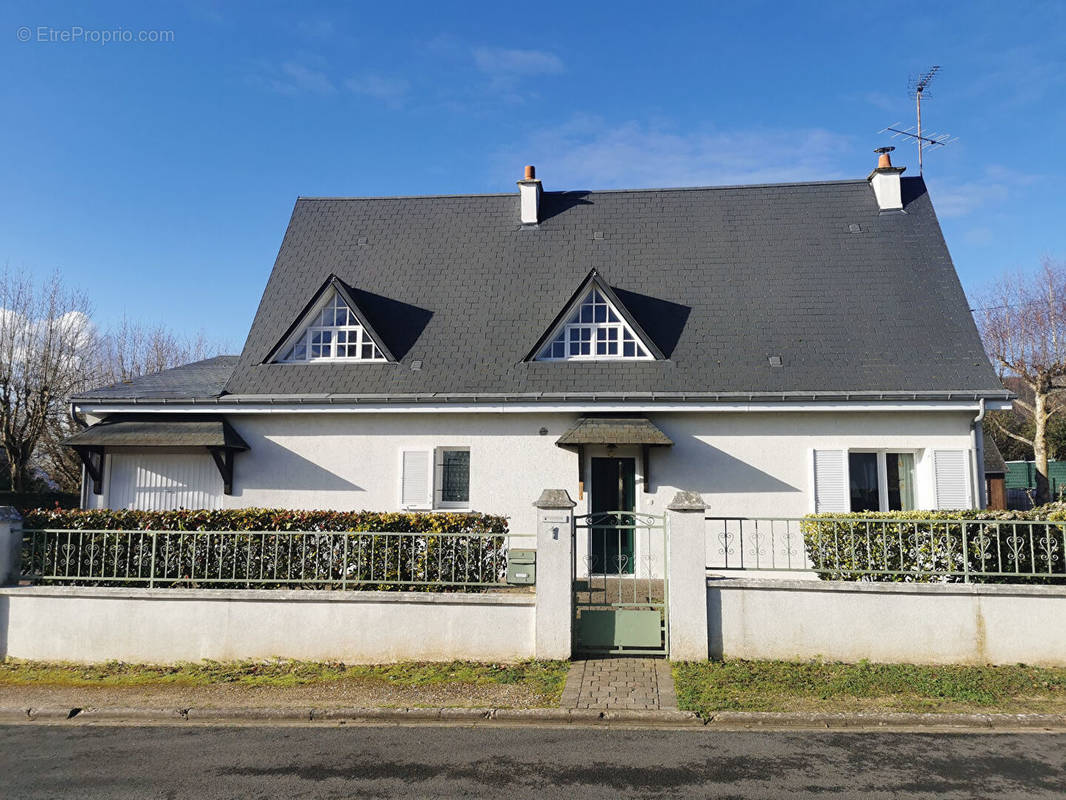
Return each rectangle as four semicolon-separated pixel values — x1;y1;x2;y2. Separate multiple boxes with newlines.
572;511;668;656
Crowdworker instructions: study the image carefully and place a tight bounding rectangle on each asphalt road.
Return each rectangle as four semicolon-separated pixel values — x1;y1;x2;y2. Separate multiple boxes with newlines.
1;723;1064;799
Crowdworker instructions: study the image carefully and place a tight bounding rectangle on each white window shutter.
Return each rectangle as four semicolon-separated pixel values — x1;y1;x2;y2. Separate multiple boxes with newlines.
813;450;849;513
934;450;971;509
401;450;431;509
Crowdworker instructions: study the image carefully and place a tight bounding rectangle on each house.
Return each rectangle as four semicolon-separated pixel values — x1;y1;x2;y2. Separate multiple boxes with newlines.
983;437;1007;510
67;153;1011;541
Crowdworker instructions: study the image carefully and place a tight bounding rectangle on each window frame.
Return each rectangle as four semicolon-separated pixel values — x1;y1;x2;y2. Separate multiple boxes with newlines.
536;288;654;362
433;446;471;510
276;289;388;364
847;449;919;513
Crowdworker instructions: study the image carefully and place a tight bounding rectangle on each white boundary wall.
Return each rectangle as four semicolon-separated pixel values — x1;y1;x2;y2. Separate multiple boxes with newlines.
0;587;535;664
707;577;1066;666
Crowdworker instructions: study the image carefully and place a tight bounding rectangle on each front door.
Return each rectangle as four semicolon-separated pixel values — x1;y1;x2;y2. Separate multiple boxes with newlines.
590;457;636;574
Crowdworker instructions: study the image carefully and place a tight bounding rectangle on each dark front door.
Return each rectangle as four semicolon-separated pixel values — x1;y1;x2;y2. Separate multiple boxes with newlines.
590;457;636;574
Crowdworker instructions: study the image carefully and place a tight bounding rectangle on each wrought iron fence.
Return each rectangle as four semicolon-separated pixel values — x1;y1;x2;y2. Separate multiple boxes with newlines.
21;528;511;590
706;516;1066;583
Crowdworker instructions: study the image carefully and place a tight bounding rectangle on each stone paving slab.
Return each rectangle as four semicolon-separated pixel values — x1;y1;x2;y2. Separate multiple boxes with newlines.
561;657;678;711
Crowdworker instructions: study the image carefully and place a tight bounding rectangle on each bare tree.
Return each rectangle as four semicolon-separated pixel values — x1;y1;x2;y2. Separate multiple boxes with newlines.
94;318;217;386
0;267;93;492
978;258;1066;503
37;319;224;493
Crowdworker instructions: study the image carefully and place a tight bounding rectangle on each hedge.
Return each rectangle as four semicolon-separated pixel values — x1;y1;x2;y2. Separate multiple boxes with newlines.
20;507;507;534
802;506;1066;584
18;508;510;592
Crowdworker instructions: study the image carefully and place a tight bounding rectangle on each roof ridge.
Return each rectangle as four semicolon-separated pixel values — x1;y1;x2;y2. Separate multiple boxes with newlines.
296;178;870;203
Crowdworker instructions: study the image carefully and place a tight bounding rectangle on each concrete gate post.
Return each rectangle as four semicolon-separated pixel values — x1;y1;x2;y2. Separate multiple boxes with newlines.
666;490;709;660
533;489;576;660
0;507;23;586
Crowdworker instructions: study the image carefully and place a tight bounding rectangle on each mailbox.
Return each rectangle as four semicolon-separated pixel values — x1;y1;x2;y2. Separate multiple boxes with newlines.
506;549;536;585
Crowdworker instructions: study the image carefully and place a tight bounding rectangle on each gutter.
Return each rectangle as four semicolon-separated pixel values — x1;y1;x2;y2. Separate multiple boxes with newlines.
972;398;987;509
70;389;1017;407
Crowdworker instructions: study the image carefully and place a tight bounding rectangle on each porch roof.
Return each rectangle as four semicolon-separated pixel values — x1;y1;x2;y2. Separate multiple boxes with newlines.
556;417;673;447
63;419;249;451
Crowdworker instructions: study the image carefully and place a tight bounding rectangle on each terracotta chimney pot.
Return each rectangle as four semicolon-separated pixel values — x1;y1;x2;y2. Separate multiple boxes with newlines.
524;165;536;180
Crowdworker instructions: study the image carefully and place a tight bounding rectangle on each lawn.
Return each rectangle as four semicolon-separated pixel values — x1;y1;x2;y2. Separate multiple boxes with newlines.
673;659;1066;716
0;659;570;707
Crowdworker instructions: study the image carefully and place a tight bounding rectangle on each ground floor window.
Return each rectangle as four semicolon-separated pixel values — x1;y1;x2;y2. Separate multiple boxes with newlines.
849;451;916;512
401;447;470;509
437;448;470;507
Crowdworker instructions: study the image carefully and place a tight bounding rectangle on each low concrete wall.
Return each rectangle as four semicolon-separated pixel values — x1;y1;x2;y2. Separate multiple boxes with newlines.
0;587;535;664
708;577;1066;666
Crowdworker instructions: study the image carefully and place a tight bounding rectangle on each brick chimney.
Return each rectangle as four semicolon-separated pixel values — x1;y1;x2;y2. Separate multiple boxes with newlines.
868;147;906;212
517;165;542;225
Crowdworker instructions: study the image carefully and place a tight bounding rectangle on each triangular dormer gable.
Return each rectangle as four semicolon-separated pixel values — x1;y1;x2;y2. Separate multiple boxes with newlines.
527;270;663;362
265;276;395;364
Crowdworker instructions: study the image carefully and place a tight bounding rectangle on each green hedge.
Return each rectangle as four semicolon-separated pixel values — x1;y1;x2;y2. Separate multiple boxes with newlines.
19;508;510;592
802;506;1066;584
20;507;507;534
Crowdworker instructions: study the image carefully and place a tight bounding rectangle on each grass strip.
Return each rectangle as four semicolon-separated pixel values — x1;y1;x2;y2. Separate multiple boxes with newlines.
0;658;569;699
673;659;1066;715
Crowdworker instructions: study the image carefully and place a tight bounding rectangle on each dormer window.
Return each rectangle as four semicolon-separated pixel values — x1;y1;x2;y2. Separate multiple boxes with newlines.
537;288;651;360
280;290;385;362
271;282;392;363
528;270;661;363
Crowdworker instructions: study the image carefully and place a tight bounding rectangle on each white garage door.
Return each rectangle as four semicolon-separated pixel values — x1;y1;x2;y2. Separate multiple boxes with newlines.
108;453;223;511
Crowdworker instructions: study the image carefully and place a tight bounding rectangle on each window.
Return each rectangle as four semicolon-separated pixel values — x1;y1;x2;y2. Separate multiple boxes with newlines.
848;451;916;512
437;449;470;507
536;288;652;361
278;290;386;362
401;448;470;510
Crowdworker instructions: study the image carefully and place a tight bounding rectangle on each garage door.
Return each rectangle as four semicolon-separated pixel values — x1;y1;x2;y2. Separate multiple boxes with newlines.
108;453;223;511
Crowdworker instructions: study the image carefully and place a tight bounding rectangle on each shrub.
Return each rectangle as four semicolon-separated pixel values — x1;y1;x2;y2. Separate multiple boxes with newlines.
20;507;507;534
19;508;510;591
801;506;1066;584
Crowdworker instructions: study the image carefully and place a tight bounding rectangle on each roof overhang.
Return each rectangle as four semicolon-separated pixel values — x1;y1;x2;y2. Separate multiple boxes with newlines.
63;419;248;497
71;393;1015;416
64;419;249;450
556;417;673;448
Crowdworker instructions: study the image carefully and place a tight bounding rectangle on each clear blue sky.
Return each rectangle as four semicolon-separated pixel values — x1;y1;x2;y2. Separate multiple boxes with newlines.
3;0;1064;351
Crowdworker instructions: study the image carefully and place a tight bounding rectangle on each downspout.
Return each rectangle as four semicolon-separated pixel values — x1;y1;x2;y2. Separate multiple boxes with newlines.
971;398;986;509
70;403;89;509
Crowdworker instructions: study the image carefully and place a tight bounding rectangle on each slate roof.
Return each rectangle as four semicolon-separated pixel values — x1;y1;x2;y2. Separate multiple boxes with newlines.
556;417;674;447
984;437;1007;475
75;356;239;401
64;418;249;450
78;177;1009;404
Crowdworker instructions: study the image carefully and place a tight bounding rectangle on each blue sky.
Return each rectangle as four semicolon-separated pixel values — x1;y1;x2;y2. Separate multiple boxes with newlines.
2;0;1064;351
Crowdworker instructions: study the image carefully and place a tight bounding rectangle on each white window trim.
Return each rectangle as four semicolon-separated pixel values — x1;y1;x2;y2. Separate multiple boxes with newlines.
536;288;655;362
399;447;471;512
274;288;388;364
434;446;471;510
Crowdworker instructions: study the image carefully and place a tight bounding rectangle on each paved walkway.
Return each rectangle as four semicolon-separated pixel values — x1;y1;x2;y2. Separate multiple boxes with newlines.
559;658;678;710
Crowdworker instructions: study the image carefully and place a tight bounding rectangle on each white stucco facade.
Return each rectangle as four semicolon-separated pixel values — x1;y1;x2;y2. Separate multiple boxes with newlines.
84;407;981;534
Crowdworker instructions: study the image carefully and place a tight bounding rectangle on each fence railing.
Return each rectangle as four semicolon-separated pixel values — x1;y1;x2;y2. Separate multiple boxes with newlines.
706;516;1066;583
21;528;511;590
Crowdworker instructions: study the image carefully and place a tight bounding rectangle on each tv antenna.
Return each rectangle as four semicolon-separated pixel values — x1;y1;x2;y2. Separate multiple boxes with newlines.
878;65;958;174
